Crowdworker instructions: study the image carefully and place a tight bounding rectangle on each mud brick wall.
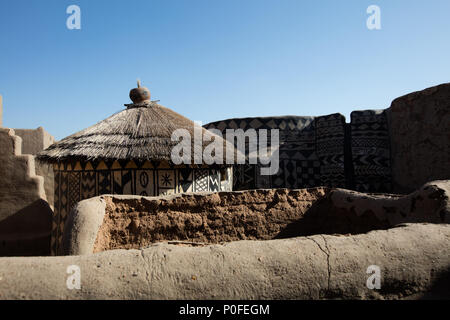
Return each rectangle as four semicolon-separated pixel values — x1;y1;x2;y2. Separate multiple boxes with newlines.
387;83;450;193
0;128;52;256
205;114;353;192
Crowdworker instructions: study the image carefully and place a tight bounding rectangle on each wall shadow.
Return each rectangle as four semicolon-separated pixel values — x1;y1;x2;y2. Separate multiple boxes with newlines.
0;199;52;256
274;197;390;239
418;269;450;300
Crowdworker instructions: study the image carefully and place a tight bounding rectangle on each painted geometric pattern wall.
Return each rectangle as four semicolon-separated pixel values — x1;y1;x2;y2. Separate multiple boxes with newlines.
205;115;343;190
350;110;392;192
205;112;391;193
315;113;346;187
51;160;228;255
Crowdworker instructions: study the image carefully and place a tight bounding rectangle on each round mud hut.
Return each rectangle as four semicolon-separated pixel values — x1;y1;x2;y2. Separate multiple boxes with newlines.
38;82;235;255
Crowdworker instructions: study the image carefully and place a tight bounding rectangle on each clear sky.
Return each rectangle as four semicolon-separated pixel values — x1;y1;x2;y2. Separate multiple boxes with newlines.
1;0;449;140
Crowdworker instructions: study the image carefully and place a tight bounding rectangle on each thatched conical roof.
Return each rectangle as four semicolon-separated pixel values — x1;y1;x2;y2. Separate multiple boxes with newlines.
38;86;235;166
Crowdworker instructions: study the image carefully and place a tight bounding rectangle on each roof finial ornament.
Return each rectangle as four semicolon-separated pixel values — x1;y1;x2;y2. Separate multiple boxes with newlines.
129;79;151;106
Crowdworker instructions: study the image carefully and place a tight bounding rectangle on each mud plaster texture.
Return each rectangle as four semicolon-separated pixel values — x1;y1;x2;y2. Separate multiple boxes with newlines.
93;188;329;252
14;127;55;209
387;83;450;193
61;180;450;256
330;180;450;226
0;128;52;256
1;223;450;300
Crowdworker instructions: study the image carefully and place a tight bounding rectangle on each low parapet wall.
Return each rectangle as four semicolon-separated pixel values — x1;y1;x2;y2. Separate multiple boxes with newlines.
62;180;449;256
0;223;449;299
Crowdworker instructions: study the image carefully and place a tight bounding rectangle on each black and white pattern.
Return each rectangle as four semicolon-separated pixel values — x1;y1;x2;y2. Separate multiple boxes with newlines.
51;161;232;255
97;171;111;195
57;172;68;254
158;169;176;195
209;170;220;192
255;165;272;189
112;171;122;194
232;164;256;190
194;169;209;192
220;167;233;191
136;170;154;196
315;113;346;188
51;171;60;255
68;172;80;211
351;110;392;193
296;160;321;188
178;168;193;193
81;171;96;199
205;116;325;190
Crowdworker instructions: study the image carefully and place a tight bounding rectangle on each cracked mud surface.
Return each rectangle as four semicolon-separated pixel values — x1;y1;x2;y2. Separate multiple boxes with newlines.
94;188;329;252
2;224;450;299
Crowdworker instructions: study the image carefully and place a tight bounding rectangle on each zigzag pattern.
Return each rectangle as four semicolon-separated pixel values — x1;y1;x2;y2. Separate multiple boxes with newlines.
351;110;392;193
315;114;346;188
205;111;392;193
205;114;347;190
209;171;220;192
81;172;96;199
97;171;111;195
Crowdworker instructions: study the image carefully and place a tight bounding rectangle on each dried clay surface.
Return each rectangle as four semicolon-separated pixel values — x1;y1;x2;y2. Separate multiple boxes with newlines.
93;188;391;252
93;181;450;253
95;189;330;252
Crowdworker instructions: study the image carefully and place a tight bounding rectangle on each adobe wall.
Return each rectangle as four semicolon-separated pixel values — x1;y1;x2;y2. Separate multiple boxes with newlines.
0;128;52;256
205;83;449;194
1;223;449;299
14;127;55;209
62;180;449;256
387;83;450;193
14;127;55;156
94;188;331;252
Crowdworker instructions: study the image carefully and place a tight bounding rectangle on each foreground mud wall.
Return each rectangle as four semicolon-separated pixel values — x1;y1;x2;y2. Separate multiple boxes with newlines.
94;188;329;252
62;180;449;256
1;224;449;300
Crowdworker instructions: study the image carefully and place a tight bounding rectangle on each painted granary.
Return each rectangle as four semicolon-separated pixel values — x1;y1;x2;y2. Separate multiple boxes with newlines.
38;83;234;254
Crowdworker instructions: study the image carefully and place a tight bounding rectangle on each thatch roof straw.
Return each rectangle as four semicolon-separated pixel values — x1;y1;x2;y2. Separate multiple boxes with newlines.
37;101;236;166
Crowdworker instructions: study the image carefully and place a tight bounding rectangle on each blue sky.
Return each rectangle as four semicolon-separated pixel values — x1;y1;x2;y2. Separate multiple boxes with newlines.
1;0;449;140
